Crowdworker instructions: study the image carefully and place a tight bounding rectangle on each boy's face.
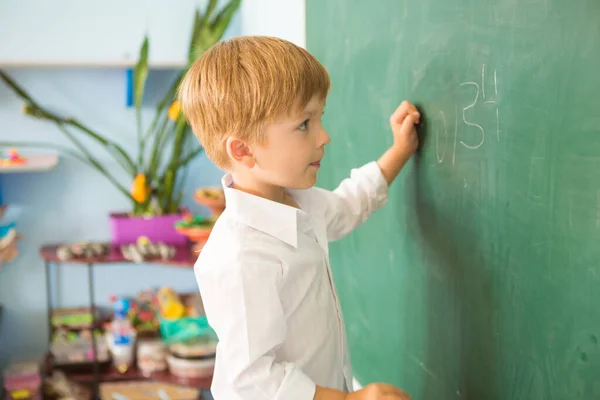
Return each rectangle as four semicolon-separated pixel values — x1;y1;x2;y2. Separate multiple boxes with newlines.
251;95;330;190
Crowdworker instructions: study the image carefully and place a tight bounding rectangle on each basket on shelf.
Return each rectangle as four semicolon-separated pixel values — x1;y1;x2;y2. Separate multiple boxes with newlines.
158;315;215;344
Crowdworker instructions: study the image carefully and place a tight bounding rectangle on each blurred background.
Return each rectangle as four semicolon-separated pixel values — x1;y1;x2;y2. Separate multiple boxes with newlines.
0;1;303;398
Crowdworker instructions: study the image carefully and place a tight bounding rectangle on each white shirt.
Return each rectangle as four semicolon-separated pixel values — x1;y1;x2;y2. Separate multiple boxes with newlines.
195;161;388;400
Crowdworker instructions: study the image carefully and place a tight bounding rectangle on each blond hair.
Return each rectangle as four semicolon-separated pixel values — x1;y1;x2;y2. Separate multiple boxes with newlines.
178;36;331;169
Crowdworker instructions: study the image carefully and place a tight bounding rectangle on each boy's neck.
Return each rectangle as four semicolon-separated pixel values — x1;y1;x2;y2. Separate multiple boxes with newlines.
230;172;290;206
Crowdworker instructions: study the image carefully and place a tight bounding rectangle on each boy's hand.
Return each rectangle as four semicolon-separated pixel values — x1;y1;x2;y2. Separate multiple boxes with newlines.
377;101;420;185
347;383;411;400
389;101;420;158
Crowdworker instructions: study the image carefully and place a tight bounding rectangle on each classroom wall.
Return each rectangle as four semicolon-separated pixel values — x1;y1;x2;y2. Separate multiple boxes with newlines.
240;0;306;47
0;0;306;370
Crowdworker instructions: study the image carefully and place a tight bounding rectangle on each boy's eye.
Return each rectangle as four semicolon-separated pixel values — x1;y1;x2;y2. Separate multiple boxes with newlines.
298;120;309;131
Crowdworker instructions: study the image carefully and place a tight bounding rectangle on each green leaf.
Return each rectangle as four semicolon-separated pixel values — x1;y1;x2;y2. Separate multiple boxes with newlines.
160;116;187;212
178;146;203;168
141;70;184;154
210;0;241;41
134;36;150;168
55;124;135;202
133;36;149;112
188;10;204;64
146;111;173;181
0;71;42;109
205;0;218;21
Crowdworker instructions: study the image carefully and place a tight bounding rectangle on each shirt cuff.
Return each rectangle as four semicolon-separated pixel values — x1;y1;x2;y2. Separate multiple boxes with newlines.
275;364;316;400
351;161;389;208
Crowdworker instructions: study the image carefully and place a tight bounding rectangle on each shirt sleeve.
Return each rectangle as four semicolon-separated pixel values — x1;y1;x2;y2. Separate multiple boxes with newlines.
316;161;389;242
196;244;316;400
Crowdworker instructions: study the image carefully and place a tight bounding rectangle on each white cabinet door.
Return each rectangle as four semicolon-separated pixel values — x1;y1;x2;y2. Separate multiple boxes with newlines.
0;0;239;67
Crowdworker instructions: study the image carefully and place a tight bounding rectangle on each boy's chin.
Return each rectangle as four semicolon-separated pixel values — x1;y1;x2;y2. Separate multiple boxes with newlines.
287;174;318;190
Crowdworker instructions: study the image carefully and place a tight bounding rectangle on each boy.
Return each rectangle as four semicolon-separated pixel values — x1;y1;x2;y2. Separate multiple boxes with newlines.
179;36;419;400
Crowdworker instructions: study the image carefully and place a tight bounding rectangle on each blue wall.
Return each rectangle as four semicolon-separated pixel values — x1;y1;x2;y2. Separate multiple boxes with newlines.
0;68;224;368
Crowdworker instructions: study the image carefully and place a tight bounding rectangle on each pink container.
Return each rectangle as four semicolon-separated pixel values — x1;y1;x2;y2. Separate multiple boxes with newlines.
109;212;186;245
3;362;42;400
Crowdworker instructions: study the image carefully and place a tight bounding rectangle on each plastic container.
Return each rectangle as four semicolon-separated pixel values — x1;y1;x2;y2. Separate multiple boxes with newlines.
105;332;136;374
168;336;217;360
137;339;167;376
159;315;214;344
3;362;42;400
166;354;215;379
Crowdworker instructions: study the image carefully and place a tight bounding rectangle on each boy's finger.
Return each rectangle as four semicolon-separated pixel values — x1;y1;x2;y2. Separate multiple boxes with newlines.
379;383;410;397
399;114;418;135
391;101;411;124
412;111;421;124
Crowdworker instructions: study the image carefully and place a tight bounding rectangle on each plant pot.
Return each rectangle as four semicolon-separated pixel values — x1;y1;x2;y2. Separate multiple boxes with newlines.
109;213;186;245
194;188;226;216
175;226;212;243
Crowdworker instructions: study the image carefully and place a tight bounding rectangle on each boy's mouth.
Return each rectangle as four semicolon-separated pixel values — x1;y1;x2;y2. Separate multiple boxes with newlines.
309;160;321;168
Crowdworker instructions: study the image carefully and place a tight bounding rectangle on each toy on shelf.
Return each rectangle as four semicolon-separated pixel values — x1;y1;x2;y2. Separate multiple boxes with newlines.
136;338;167;376
130;289;161;335
50;327;109;366
120;236;175;263
174;213;213;252
156;288;213;345
3;361;42;400
160;290;216;380
0;204;21;268
48;306;112;373
157;287;185;320
0;148;27;166
194;187;226;216
0;151;59;173
106;297;136;374
51;307;107;331
175;188;225;252
55;241;110;261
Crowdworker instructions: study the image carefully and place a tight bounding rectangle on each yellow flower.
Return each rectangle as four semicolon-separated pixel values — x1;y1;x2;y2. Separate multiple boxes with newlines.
131;173;151;203
168;100;181;121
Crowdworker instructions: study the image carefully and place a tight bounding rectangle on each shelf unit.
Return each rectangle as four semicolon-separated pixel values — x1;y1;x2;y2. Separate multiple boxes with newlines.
0;154;59;174
40;243;209;399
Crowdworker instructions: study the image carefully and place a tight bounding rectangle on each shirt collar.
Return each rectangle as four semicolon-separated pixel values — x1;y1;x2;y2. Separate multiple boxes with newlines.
221;173;301;248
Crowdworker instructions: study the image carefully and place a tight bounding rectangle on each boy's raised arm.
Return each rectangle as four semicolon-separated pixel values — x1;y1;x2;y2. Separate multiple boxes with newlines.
319;101;420;242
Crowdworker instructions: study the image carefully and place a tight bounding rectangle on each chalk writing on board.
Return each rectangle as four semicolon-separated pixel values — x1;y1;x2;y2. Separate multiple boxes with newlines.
482;64;486;99
452;105;458;164
434;106;459;164
459;81;485;150
436;64;500;164
435;111;448;163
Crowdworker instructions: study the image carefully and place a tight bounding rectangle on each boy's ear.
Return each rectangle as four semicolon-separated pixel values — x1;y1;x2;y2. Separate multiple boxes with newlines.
225;137;255;168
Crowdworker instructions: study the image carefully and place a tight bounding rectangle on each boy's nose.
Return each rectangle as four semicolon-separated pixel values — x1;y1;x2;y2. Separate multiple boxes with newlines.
319;128;331;147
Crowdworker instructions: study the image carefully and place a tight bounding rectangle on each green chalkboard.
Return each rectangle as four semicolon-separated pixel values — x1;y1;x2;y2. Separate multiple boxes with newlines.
307;1;600;398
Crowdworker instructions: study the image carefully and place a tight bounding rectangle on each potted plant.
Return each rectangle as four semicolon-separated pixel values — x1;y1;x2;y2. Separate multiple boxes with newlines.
0;0;241;245
194;187;226;217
